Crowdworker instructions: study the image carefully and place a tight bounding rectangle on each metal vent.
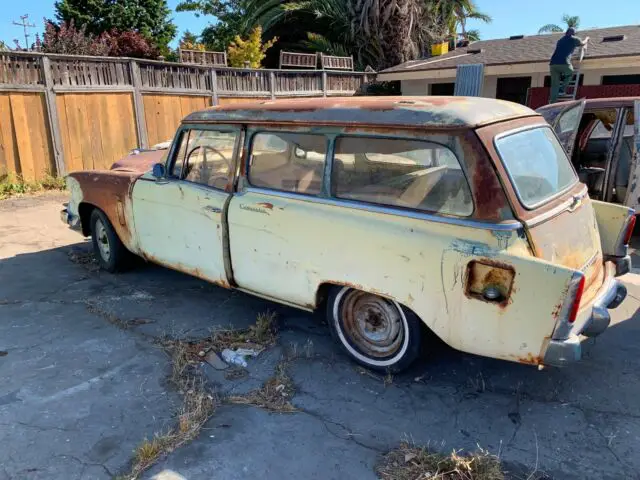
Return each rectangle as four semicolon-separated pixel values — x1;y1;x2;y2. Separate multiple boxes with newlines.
468;48;484;54
509;35;524;40
602;35;626;42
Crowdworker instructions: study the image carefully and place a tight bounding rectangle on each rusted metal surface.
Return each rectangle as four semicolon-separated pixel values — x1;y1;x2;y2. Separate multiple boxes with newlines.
465;259;515;307
183;96;538;130
337;289;405;359
625;100;640;210
461;130;514;221
110;149;165;173
68;170;140;250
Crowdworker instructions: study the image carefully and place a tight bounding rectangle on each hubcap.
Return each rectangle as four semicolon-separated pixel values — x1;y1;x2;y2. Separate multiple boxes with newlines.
339;290;404;359
95;219;111;262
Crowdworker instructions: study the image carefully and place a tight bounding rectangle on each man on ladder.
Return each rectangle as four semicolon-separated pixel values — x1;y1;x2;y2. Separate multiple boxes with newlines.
549;27;589;103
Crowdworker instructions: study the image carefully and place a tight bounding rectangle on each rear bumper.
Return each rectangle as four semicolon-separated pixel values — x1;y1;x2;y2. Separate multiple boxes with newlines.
543;263;627;367
611;255;632;277
60;207;81;231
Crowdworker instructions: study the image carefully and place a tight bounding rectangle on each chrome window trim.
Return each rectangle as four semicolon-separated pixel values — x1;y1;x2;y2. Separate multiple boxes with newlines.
168;124;241;190
245;129;330;197
241;186;522;231
493;125;579;211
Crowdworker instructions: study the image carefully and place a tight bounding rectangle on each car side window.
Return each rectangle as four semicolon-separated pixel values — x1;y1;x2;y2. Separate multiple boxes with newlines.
171;129;237;190
332;136;473;216
248;132;327;195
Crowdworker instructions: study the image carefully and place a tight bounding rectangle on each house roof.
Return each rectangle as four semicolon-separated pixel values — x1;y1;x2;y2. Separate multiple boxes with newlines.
184;96;538;129
381;25;640;75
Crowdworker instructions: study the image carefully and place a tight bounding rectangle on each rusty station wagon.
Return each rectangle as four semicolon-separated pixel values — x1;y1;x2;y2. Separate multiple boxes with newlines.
61;97;633;372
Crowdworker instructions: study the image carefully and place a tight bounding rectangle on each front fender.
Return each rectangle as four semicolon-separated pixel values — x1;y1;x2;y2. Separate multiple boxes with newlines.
67;171;141;253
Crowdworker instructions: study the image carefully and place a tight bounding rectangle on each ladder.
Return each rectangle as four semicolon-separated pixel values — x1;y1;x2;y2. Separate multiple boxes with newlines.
556;71;582;101
552;37;589;103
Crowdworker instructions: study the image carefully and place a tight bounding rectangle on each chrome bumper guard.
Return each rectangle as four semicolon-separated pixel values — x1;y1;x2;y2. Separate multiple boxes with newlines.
543;272;627;367
60;207;81;231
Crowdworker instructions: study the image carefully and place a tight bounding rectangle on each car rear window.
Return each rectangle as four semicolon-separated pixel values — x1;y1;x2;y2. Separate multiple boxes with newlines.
495;127;577;208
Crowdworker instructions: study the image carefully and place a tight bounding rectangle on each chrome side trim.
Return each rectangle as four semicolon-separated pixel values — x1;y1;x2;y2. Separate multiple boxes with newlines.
235;287;315;312
240;187;523;231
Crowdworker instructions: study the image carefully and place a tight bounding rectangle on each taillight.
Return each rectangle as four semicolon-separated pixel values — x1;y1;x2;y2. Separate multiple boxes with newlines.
623;215;636;246
568;275;586;324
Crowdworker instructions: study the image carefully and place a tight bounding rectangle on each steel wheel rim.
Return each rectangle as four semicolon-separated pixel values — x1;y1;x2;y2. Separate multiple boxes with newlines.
334;288;408;363
95;219;111;262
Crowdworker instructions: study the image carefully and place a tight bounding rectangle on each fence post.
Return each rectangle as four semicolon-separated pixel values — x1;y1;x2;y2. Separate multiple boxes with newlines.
41;55;66;176
210;68;219;106
269;71;276;100
130;60;149;149
322;71;328;97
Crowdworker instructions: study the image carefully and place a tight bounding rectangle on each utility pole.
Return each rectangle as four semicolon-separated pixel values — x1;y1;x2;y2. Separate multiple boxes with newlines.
12;14;36;50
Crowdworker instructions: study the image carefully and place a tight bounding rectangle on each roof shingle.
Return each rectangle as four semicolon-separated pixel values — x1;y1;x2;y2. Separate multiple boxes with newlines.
381;25;640;74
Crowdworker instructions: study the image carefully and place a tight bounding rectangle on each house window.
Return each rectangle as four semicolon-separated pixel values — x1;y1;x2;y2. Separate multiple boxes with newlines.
602;74;640;85
430;83;455;96
496;77;531;105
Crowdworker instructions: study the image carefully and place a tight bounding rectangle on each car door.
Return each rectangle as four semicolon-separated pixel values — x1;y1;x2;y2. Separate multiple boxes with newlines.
131;125;240;286
537;99;586;159
622;100;640;210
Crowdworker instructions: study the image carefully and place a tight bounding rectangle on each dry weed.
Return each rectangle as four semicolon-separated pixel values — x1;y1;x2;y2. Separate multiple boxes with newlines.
68;250;100;272
228;361;296;413
377;442;504;480
119;343;216;480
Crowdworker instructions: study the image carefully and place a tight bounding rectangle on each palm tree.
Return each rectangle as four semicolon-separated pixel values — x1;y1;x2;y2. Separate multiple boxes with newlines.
244;0;444;70
538;14;580;34
434;0;491;42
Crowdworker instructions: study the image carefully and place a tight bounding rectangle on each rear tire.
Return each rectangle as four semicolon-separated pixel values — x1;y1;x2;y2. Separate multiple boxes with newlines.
326;286;422;373
90;209;131;273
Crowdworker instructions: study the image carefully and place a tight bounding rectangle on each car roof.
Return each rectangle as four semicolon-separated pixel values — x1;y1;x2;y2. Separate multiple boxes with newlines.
583;97;639;109
183;96;538;130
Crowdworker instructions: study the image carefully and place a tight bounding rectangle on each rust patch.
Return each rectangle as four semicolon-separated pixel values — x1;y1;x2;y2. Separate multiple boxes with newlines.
70;170;141;248
256;202;274;210
143;253;233;290
465;258;515;308
514;353;542;365
462;130;511;221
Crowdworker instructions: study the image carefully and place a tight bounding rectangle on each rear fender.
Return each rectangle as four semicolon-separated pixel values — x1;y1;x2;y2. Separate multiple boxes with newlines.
591;199;635;257
451;250;581;365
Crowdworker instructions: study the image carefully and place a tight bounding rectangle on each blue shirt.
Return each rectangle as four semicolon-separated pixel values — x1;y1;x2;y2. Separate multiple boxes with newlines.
550;35;583;65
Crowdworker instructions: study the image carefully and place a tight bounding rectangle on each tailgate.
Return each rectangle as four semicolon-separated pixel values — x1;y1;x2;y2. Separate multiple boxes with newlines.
526;191;604;304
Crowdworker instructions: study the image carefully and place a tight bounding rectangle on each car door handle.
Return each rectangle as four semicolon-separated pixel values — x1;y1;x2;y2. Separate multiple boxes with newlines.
203;205;222;214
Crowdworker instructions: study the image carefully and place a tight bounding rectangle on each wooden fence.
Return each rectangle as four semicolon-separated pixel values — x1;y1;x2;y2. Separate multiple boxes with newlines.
0;52;373;180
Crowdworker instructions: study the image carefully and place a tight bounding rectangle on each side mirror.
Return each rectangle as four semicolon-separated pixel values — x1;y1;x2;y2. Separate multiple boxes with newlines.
152;163;166;179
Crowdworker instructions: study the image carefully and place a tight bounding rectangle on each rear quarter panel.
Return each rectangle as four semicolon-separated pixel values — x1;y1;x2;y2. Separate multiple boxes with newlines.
229;190;578;364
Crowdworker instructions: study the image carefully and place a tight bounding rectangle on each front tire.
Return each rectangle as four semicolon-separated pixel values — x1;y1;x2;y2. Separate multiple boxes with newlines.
90;209;131;273
327;286;422;373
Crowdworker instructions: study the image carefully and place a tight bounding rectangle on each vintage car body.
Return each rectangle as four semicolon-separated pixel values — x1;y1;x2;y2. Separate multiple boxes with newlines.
62;96;633;372
538;98;640;213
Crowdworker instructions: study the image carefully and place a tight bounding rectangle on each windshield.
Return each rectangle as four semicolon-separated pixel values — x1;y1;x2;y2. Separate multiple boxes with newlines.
495;127;578;208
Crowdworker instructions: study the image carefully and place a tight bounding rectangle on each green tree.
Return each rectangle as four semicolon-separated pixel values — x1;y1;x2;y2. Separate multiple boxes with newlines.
227;26;276;68
176;0;247;52
179;30;206;51
538;14;581;34
0;41;8;51
433;0;491;42
54;0;177;50
244;0;445;70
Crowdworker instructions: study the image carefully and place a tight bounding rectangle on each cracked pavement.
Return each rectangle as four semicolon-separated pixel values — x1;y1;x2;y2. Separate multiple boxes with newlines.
1;193;640;480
